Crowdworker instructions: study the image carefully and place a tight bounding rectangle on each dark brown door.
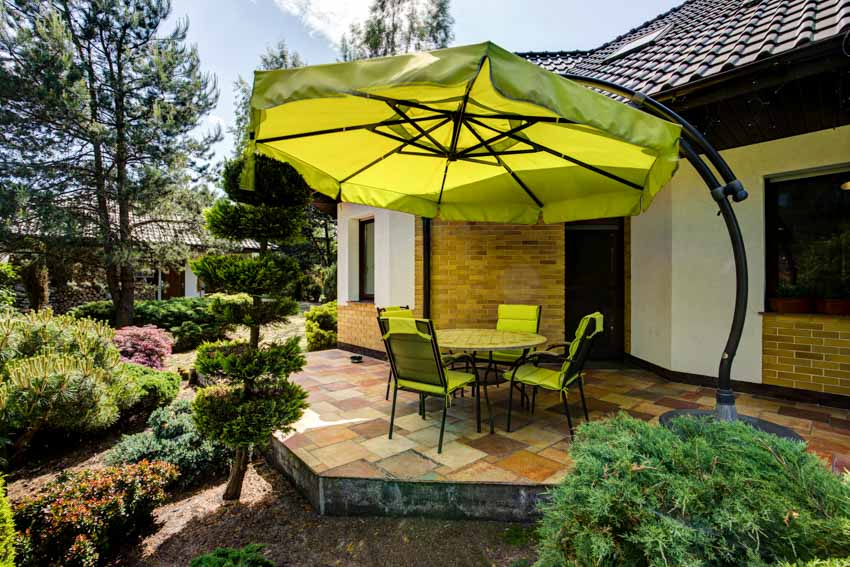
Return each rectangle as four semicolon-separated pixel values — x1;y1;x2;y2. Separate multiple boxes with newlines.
565;219;624;360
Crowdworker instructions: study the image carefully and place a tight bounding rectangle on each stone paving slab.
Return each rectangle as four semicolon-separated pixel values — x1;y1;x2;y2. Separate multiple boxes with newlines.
267;349;850;519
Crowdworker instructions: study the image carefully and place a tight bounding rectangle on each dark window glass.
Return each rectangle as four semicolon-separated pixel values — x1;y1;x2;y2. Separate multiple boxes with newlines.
765;170;850;307
359;218;374;300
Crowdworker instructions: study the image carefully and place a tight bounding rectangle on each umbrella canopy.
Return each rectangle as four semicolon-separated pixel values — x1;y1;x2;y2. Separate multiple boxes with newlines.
244;42;681;224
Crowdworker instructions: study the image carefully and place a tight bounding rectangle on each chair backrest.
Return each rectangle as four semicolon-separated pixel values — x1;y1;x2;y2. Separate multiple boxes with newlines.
378;316;446;392
496;304;542;334
559;312;604;386
377;305;414;318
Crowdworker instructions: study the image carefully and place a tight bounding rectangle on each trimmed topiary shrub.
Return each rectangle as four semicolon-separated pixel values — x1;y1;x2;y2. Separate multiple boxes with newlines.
113;325;173;369
189;543;274;566
117;362;180;414
69;297;231;352
305;300;336;351
0;478;14;567
13;460;177;566
534;414;850;567
106;400;230;489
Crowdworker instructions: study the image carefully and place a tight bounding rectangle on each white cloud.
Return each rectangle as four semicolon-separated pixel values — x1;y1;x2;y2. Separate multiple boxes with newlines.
273;0;372;45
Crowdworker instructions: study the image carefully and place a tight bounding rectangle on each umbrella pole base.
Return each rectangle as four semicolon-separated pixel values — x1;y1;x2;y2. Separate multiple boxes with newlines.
658;409;804;442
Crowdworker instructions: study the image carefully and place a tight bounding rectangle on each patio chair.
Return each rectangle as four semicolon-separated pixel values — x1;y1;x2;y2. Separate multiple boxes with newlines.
480;304;541;405
377;305;414;400
378;316;491;453
504;312;603;436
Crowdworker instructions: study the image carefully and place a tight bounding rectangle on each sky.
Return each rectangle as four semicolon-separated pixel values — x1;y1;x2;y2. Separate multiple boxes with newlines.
172;0;683;164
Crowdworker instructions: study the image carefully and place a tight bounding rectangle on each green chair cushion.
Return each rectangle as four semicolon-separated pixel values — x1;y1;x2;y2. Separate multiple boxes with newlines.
397;368;475;396
496;304;540;334
503;364;580;391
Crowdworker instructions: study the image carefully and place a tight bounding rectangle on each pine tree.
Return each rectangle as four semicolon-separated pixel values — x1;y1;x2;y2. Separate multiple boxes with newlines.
0;0;220;325
190;154;311;501
340;0;455;61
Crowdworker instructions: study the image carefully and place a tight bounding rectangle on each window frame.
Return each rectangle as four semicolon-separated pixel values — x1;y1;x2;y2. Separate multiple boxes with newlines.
764;165;850;309
358;217;375;301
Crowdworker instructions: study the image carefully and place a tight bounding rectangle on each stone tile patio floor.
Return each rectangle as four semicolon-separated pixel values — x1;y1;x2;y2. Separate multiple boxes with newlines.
276;349;850;485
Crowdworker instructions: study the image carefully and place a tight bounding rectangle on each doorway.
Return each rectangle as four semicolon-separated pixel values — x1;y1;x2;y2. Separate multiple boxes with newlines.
565;219;625;360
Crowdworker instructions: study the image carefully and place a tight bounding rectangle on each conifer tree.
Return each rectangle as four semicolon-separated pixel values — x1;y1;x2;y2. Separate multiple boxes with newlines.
190;155;311;501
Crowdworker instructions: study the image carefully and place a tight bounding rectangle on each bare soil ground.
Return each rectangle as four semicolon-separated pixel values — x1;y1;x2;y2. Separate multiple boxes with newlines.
8;312;538;567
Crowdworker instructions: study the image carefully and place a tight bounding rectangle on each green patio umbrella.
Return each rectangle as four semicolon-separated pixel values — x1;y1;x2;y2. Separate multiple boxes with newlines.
242;41;801;439
242;41;681;224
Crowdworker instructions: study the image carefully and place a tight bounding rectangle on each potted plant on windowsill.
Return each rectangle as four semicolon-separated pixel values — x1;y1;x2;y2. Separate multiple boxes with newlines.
768;283;813;314
800;229;850;316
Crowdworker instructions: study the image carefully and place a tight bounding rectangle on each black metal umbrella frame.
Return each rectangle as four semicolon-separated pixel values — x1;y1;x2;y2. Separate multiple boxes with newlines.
564;75;805;441
420;73;801;441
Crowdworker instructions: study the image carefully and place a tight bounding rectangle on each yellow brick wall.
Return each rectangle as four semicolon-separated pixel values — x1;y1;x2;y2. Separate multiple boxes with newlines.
763;313;850;397
337;301;384;352
426;220;566;346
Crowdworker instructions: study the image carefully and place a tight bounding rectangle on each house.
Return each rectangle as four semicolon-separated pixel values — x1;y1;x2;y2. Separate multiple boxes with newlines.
9;209;259;312
335;0;850;406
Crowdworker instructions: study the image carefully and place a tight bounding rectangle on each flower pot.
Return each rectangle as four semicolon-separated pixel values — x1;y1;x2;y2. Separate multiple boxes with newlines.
768;297;814;314
815;298;850;316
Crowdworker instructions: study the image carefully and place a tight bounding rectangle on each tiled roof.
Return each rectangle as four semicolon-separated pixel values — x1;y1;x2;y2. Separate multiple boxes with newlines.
520;0;850;96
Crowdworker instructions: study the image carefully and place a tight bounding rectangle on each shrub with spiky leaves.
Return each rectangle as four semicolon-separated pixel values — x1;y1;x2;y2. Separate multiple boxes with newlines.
190;154;311;501
190;543;274;567
534;414;850;567
107;400;230;489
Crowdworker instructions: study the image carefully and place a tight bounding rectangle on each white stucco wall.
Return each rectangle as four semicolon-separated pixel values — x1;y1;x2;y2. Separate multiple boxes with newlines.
631;125;850;382
184;260;200;298
337;203;416;308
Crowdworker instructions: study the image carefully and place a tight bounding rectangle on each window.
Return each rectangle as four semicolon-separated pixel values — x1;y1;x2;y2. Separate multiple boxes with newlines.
603;24;673;63
359;218;375;300
765;169;850;306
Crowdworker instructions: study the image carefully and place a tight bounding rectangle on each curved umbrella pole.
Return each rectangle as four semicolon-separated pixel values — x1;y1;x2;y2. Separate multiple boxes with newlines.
563;75;800;439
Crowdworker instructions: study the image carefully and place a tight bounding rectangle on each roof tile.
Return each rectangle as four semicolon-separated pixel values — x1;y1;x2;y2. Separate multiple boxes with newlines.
519;0;850;95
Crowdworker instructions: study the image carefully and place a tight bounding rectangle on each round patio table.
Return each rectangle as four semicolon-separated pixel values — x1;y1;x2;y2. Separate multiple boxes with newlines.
436;329;547;352
436;329;547;435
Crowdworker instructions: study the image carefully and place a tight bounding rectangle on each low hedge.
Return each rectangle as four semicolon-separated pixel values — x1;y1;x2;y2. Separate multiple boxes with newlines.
106;400;230;489
304;301;336;351
69;297;230;351
117;362;181;415
13;460;177;566
534;414;850;567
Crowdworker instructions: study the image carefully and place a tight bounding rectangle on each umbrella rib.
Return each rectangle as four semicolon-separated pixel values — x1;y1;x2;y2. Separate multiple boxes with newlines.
464;122;543;208
386;102;449;154
466;117;644;191
457;120;536;157
346;90;454;117
369;128;446;155
398;150;499;167
255;116;442;144
339;118;451;184
448;55;486;159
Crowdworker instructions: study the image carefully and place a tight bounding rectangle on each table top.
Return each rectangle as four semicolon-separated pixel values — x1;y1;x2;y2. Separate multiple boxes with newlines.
436;328;547;352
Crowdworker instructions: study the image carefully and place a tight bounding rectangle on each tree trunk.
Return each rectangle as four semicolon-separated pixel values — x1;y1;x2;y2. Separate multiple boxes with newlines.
223;446;250;501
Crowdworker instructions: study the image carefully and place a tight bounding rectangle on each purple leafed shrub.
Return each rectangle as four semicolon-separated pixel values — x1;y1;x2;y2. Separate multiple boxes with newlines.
114;325;173;369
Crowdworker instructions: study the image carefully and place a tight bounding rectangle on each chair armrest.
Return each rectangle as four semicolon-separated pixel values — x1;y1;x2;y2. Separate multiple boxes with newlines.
525;351;566;365
545;342;571;352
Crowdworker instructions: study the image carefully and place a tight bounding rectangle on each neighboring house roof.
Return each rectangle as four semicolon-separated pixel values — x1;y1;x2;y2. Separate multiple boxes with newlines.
130;213;260;251
520;0;850;96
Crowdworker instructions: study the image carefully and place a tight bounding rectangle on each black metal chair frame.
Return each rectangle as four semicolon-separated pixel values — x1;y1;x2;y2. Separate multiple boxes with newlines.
376;305;411;401
505;316;600;436
378;316;494;453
